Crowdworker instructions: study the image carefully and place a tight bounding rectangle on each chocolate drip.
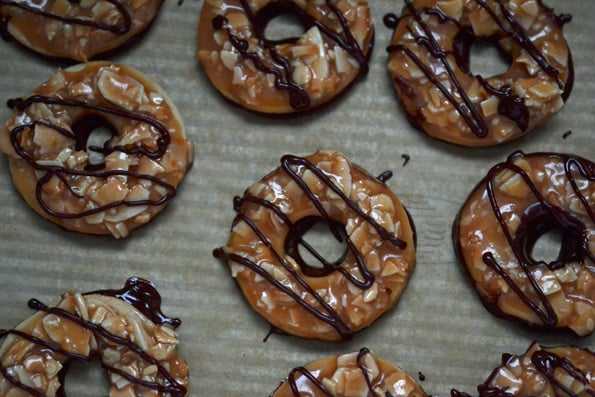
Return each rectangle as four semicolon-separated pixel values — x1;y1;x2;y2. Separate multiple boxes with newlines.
0;0;131;36
378;170;393;183
0;278;186;397
385;0;570;138
211;0;369;110
482;152;594;327
271;348;394;397
85;276;182;328
7;95;177;220
214;155;406;340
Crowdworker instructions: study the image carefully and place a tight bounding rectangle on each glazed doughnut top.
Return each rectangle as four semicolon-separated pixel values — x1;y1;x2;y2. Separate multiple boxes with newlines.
215;150;416;341
386;0;573;146
0;62;193;238
270;348;427;397
0;0;165;61
454;151;595;336
197;0;374;113
452;341;595;397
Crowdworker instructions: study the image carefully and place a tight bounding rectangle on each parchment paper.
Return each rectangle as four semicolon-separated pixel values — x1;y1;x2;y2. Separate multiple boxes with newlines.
0;1;593;396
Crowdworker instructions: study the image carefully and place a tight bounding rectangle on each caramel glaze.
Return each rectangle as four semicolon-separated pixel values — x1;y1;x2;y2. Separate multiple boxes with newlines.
211;0;370;110
0;0;131;38
454;151;595;328
0;277;187;397
271;347;398;397
6;94;177;220
214;155;408;341
451;345;595;397
384;0;573;139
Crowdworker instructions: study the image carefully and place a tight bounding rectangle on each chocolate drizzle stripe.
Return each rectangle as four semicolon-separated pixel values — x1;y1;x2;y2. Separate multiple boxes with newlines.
482;152;594;327
0;0;131;35
287;367;334;396
0;291;186;396
211;0;370;110
8;94;177;220
386;0;570;138
216;154;408;340
565;158;595;236
531;350;591;396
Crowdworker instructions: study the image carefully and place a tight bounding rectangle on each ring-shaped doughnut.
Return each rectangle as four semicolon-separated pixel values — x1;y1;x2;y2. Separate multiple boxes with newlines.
451;341;595;397
385;0;573;146
214;150;416;341
197;0;374;113
0;61;194;238
270;348;427;397
453;151;595;336
0;277;189;396
0;0;165;62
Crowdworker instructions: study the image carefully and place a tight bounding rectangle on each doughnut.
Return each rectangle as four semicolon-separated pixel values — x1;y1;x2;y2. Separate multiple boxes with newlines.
213;150;416;341
0;277;189;396
453;151;595;336
196;0;374;114
385;0;573;147
451;341;595;397
0;61;193;238
0;0;165;62
270;348;427;397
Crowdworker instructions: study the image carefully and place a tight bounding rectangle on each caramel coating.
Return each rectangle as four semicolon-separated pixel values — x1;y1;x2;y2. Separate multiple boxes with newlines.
0;285;189;396
453;341;595;397
197;0;374;113
215;150;416;341
270;348;427;397
0;0;165;62
454;152;595;336
386;0;573;146
0;62;193;238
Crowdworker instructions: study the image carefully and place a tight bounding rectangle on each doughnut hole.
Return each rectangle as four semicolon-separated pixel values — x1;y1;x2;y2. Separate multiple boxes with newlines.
285;217;349;277
71;115;116;171
63;357;109;396
262;8;308;44
468;39;511;79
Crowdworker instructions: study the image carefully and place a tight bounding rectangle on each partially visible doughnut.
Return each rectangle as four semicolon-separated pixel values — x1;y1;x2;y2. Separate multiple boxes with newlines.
0;62;193;238
0;0;165;62
0;277;189;396
385;0;573;146
214;150;416;341
197;0;374;113
270;348;427;397
451;341;595;397
453;151;595;336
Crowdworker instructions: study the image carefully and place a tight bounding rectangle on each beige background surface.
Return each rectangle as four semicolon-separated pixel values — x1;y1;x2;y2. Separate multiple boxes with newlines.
0;0;593;395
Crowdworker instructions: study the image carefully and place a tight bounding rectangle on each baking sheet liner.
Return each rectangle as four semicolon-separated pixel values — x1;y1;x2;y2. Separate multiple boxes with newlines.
0;0;593;395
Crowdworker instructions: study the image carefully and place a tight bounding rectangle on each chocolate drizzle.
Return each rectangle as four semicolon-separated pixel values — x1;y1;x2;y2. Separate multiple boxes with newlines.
0;278;187;397
385;0;571;139
0;0;131;39
451;344;595;397
214;154;407;340
271;348;397;397
211;0;370;110
478;152;594;327
7;94;177;220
